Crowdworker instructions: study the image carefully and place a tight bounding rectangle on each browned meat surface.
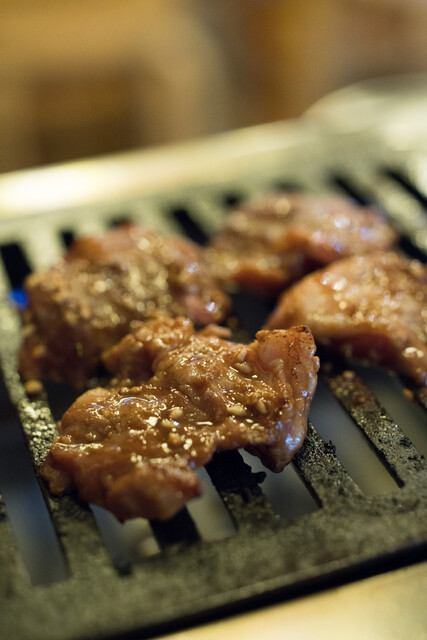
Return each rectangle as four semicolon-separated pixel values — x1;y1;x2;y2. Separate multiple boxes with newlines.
41;318;319;520
206;193;397;295
19;225;230;386
266;252;427;385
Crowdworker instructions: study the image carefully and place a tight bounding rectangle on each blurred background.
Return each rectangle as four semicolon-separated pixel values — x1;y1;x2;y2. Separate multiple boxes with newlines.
1;0;427;174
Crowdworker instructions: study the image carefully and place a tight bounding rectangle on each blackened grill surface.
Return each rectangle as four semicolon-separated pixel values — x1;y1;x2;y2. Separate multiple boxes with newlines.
0;131;426;640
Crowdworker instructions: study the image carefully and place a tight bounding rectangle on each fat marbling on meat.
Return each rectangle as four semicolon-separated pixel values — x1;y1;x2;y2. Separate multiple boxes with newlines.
19;225;230;387
206;193;397;295
266;251;427;385
41;317;319;520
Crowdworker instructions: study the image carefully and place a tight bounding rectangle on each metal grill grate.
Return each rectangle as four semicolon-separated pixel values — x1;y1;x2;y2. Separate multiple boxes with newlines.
0;127;426;640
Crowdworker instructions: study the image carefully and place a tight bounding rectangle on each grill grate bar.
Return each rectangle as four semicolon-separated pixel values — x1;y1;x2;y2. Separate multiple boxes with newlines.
131;203;184;235
384;167;427;211
0;133;426;638
205;450;277;528
292;423;364;508
21;228;65;270
324;368;426;487
331;165;427;258
150;508;201;548
179;195;228;236
398;157;427;210
289;172;330;197
0;290;117;580
71;216;109;238
13;399;117;578
44;495;115;580
415;388;427;412
15;395;59;470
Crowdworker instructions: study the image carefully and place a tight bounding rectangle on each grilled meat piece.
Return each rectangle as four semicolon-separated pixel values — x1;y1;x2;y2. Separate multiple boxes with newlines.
266;252;427;385
206;193;397;295
19;225;230;387
41;318;319;520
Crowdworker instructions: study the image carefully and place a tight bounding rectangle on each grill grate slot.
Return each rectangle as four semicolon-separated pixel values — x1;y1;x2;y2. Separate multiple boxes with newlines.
186;467;237;541
0;243;31;290
91;507;161;573
352;364;427;458
385;168;427;212
0;422;68;586
0;294;117;583
324;367;426;488
330;174;372;206
150;509;201;549
220;191;245;208
231;290;276;338
60;230;75;248
240;452;319;520
0;500;29;596
108;214;134;228
171;206;210;245
311;376;400;496
269;180;302;193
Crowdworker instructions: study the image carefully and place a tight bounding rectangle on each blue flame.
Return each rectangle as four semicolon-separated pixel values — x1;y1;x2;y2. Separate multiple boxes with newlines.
8;287;28;309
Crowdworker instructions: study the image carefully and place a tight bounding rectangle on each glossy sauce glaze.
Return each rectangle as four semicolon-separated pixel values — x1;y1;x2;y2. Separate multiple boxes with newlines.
41;318;319;520
19;225;230;386
206;193;397;296
266;251;427;385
